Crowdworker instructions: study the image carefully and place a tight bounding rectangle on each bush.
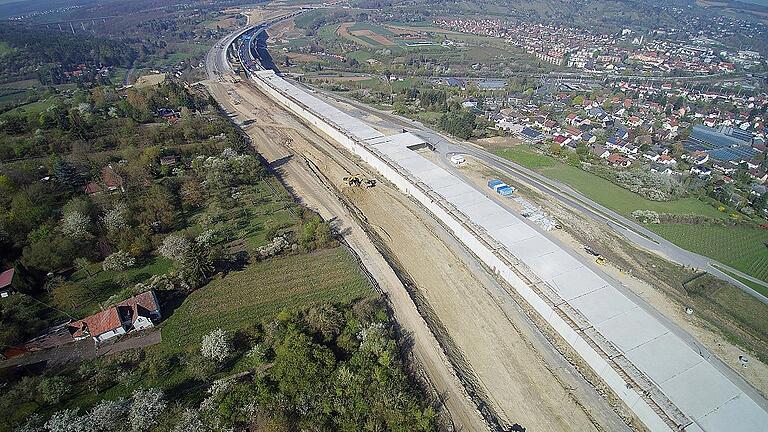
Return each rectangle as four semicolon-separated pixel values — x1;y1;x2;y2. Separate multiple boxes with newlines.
38;376;71;405
102;250;136;272
200;328;232;363
631;209;660;224
129;388;166;432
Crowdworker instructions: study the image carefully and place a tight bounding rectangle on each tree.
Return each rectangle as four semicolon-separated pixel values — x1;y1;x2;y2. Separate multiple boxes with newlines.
173;409;208;432
438;109;476;140
61;210;92;241
200;328;232;363
87;398;129;430
102;250;136;272
271;330;335;404
129;388;166;432
305;304;344;342
44;409;81;432
73;257;94;277
180;180;205;210
38;376;71;405
158;234;192;263
101;203;128;233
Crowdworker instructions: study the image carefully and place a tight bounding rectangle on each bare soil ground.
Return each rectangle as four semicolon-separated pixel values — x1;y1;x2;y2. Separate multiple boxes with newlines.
473;136;524;149
133;73;166;88
350;29;396;46
337;22;375;48
455;156;768;398
210;78;636;431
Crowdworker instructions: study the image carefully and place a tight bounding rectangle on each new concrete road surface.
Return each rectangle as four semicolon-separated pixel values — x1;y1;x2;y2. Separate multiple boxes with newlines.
297;85;768;305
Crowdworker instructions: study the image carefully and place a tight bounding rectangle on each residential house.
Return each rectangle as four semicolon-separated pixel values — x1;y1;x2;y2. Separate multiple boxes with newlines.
554;135;569;147
749;168;768;183
581;133;597;144
662;118;679;133
607;153;631;167
565;126;583;141
496;120;523;133
84;165;125;195
690;165;712;176
657;154;677;165
643;151;661;162
627;116;643;128
69;290;162;344
683;151;709;165
590;144;610;159
519;127;545;143
0;268;15;298
650;163;674;175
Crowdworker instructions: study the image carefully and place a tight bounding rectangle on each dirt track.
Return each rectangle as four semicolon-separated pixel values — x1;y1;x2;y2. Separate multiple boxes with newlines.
204;76;633;431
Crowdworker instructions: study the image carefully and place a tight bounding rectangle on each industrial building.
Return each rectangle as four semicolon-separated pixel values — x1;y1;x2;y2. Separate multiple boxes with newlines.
232;26;768;432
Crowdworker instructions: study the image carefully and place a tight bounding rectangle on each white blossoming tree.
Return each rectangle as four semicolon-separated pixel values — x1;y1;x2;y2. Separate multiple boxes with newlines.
129;388;167;432
173;408;208;432
158;234;192;263
200;328;232;363
61;210;92;241
102;250;136;272
101;203;128;233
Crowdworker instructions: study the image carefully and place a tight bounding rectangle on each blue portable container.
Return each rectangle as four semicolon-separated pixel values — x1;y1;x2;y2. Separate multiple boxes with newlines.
497;186;514;196
487;179;504;189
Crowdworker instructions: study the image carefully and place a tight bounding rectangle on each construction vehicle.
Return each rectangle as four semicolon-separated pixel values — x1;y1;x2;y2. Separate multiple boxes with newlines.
343;174;376;188
584;245;606;265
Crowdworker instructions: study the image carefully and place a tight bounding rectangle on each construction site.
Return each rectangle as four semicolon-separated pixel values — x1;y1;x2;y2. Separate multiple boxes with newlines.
202;9;768;432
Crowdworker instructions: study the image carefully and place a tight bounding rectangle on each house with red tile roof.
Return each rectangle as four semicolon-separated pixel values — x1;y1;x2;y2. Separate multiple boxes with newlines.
607;153;631;167
69;290;161;344
0;268;15;298
84;165;125;195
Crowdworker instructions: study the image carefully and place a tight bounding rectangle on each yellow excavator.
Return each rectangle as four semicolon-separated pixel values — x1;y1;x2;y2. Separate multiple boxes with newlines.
343;174;376;188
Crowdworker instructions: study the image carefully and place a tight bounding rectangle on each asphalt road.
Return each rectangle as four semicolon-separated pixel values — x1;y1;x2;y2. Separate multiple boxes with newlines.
296;85;768;305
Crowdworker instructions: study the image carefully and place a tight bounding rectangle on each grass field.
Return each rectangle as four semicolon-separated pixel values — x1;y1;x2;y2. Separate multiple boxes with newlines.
684;274;768;361
717;266;768;298
1;96;58;118
0;41;13;56
52;257;174;317
492;145;725;217
157;247;372;352
491;144;768;283
652;224;768;284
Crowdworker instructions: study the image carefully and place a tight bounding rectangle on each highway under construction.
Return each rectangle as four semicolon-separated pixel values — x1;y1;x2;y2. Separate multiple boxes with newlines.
204;9;768;432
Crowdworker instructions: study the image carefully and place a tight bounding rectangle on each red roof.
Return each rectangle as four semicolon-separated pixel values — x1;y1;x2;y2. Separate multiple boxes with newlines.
117;290;160;321
70;307;123;338
0;268;14;289
607;154;629;164
68;290;160;339
102;166;124;190
84;181;104;195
